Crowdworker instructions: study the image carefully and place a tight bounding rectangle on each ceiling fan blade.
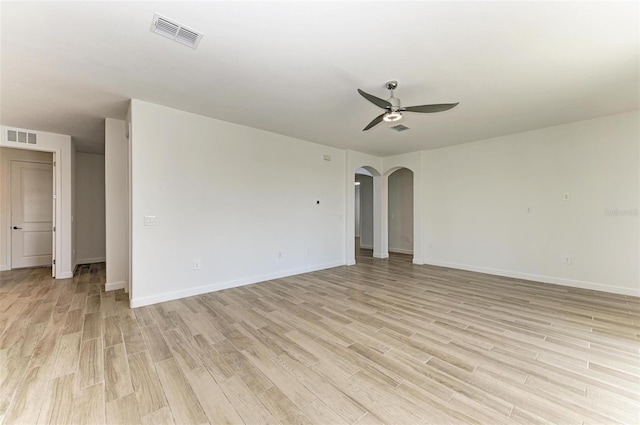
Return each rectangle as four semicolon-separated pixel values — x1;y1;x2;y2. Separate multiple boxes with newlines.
362;113;386;131
402;102;459;113
358;89;392;109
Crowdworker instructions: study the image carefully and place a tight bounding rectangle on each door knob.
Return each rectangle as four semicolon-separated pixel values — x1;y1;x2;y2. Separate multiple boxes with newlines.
12;226;22;230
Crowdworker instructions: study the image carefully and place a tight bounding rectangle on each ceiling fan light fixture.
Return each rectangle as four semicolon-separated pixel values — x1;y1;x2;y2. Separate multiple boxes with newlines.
357;81;459;131
383;111;403;122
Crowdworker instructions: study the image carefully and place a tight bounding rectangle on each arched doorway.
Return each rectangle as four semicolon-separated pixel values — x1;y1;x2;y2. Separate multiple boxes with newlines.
352;166;381;263
355;168;374;258
387;167;414;260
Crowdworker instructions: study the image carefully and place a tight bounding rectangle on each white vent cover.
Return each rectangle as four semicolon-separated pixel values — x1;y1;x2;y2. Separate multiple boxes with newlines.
151;13;203;49
5;128;38;144
390;124;410;132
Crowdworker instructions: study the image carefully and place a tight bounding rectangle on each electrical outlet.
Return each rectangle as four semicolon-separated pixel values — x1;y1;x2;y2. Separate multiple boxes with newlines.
193;260;201;270
526;207;533;214
563;256;572;265
278;251;283;259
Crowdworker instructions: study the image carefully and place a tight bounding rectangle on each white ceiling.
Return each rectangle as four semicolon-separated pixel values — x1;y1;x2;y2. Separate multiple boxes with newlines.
1;1;638;155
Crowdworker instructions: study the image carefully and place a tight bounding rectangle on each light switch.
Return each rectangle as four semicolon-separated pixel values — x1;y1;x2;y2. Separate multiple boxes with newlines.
144;215;156;226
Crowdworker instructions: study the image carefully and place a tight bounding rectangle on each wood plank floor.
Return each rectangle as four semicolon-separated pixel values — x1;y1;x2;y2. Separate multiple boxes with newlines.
1;254;639;424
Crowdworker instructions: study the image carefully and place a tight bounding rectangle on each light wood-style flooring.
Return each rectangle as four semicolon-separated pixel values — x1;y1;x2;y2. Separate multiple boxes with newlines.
1;253;639;424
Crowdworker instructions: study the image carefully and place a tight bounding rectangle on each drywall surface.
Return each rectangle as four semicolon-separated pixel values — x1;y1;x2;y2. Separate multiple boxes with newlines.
105;119;129;292
75;152;105;264
0;148;53;270
388;168;414;254
129;100;346;307
0;128;75;278
422;110;640;295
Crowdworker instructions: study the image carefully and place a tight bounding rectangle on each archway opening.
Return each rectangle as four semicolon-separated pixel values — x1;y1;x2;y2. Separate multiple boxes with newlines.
354;166;378;260
387;167;414;261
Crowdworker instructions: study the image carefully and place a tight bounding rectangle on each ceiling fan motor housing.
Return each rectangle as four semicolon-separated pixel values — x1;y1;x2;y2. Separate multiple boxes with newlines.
387;96;401;110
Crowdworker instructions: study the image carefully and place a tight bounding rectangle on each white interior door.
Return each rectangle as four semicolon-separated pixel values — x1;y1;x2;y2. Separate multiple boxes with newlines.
11;161;54;269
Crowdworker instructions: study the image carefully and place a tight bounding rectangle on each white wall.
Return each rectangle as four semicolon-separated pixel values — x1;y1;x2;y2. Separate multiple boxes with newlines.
129;100;346;307
421;110;640;296
103;105;640;303
0;148;53;270
105;118;129;292
0;127;75;278
75;152;105;264
388;168;414;254
356;174;373;248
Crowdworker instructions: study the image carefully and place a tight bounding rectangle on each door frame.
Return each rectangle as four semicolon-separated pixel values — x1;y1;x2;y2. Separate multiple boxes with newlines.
5;147;60;277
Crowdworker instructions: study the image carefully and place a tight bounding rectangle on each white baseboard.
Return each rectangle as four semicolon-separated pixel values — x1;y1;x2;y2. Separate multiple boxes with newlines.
106;281;126;291
389;248;413;255
130;261;345;308
412;258;424;265
76;257;106;265
360;244;412;255
422;259;640;297
373;252;389;259
346;260;356;266
0;264;9;271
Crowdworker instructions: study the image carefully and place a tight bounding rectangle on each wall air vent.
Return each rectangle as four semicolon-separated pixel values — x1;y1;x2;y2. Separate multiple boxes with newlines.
151;13;203;49
5;128;38;144
390;124;410;132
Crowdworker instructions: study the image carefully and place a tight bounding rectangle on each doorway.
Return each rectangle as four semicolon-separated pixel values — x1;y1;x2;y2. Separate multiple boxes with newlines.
355;172;374;258
354;166;378;260
1;147;55;275
387;167;414;259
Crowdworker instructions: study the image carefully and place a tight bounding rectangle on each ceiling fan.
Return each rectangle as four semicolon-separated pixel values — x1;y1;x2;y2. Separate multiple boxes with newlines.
357;81;459;131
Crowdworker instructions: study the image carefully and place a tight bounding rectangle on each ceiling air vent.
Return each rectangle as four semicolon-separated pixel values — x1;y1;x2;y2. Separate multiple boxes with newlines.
151;13;203;49
390;124;410;132
6;128;37;144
